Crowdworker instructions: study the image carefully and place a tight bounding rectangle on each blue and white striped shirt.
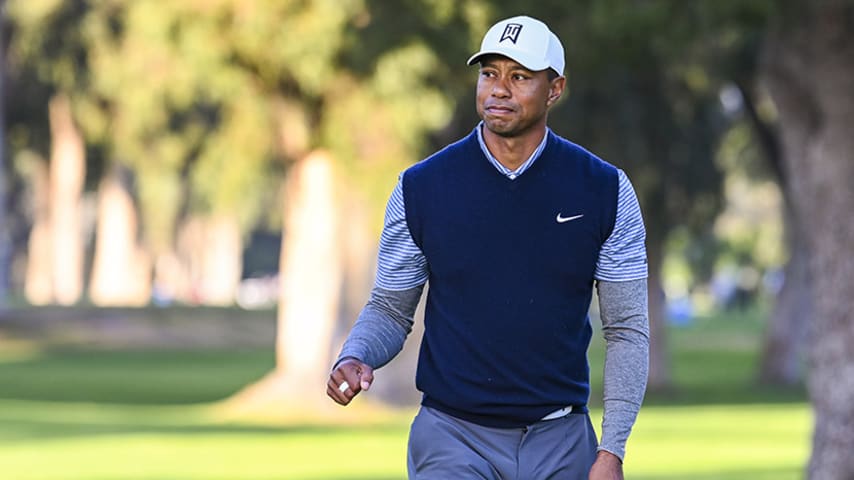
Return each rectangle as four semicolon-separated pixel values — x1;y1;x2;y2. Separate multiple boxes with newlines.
376;125;647;291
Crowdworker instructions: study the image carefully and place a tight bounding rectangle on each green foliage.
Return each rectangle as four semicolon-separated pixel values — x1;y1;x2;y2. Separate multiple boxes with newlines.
81;1;286;238
6;0;786;279
321;41;455;214
6;0;482;245
5;0;92;173
6;0;89;91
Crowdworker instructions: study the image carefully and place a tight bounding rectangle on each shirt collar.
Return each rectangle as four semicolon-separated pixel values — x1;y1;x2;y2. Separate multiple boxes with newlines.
475;122;550;180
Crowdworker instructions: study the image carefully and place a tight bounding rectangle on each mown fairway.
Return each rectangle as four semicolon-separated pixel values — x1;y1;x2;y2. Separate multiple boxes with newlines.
0;308;809;479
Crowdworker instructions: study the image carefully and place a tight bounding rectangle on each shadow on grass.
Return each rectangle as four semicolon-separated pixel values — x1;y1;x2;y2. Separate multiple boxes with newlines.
115;477;406;480
76;475;406;480
302;477;403;480
641;383;807;407
632;467;803;480
0;347;275;404
637;346;807;407
0;305;808;415
0;345;807;409
0;416;409;443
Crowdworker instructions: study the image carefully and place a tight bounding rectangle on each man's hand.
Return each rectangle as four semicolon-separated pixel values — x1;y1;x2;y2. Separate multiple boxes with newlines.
588;450;623;480
327;357;374;406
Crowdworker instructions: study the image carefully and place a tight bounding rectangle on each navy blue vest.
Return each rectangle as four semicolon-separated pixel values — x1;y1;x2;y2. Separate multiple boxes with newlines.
402;128;619;427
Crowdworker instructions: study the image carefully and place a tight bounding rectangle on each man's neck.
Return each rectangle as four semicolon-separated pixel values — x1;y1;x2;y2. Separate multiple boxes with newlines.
481;124;548;172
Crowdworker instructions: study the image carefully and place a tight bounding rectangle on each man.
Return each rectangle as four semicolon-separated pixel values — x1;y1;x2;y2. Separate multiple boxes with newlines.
327;15;649;480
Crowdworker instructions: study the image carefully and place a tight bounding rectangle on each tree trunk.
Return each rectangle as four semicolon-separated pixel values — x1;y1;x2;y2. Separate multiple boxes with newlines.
276;150;342;386
89;166;151;306
646;241;672;391
738;79;811;386
758;201;810;385
47;94;86;305
23;156;53;305
151;251;192;305
0;2;10;303
173;214;242;306
761;3;854;477
222;150;344;418
176;216;207;304
197;215;242;306
336;194;375;330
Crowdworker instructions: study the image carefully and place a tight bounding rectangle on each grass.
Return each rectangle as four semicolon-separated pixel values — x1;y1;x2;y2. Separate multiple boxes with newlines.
0;306;810;479
0;348;274;404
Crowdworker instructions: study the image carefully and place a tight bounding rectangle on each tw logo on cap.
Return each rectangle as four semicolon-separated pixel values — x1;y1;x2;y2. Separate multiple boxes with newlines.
499;23;523;44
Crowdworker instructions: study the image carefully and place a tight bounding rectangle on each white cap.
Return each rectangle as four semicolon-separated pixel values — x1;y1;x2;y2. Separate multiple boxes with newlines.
467;16;565;76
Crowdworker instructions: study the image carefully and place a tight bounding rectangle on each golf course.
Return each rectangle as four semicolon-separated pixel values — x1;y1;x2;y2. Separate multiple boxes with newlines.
0;306;809;479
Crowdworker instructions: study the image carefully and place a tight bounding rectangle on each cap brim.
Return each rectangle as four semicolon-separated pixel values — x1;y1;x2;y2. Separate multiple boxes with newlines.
466;50;550;72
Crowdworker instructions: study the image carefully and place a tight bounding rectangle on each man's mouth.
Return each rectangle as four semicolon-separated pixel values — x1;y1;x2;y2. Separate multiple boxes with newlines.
486;105;515;114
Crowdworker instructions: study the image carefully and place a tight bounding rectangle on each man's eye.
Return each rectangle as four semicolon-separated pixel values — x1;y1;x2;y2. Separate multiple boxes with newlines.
513;74;528;81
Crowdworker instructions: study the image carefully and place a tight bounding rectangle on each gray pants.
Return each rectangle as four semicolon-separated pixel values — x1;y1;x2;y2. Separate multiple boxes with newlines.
407;406;598;479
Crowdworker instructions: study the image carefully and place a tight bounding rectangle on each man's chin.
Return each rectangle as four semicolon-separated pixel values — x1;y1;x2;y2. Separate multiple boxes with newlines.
483;120;518;137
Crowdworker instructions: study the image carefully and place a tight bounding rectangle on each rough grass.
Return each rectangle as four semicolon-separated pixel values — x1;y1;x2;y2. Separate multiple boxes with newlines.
0;306;810;479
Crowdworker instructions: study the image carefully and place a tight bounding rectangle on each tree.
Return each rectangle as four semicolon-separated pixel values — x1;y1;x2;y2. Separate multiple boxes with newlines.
736;75;812;386
89;165;150;305
759;1;854;477
9;2;452;406
225;0;461;414
703;4;813;386
81;1;278;305
0;0;11;304
46;93;86;305
6;0;91;305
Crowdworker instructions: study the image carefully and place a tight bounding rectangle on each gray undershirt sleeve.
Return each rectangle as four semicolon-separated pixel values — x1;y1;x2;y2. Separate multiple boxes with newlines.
595;278;650;461
336;285;424;369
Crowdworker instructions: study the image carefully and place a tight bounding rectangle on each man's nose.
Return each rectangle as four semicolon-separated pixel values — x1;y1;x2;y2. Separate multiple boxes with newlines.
491;76;511;97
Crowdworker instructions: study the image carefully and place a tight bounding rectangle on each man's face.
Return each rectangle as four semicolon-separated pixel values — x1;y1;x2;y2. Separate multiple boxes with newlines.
476;55;564;138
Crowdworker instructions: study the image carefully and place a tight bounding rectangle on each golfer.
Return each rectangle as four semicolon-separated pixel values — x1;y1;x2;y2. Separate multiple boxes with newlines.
327;15;649;480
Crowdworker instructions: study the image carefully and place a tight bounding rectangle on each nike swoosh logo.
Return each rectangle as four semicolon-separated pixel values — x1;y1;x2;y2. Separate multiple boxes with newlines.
556;213;584;223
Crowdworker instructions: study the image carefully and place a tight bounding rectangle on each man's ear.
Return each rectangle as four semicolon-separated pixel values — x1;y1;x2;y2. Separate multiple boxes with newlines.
547;76;566;106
